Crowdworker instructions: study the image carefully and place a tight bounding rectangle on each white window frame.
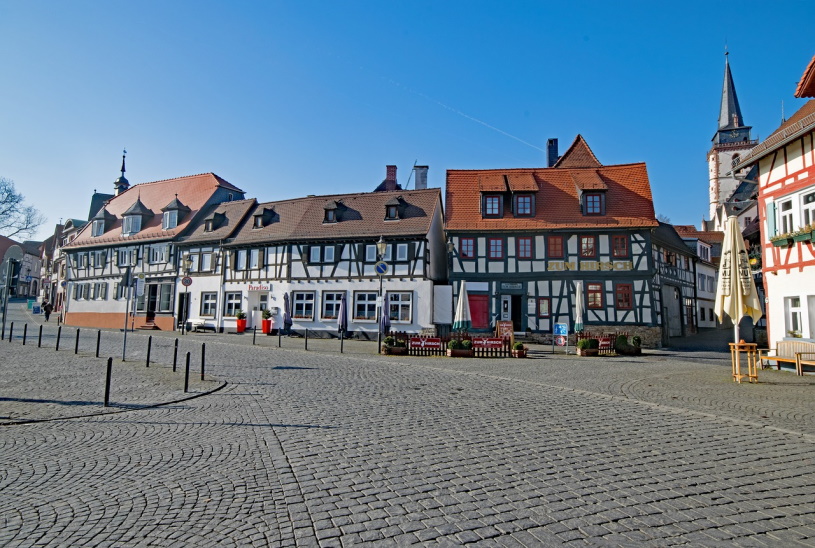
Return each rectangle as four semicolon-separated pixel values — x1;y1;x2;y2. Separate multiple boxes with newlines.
387;291;412;323
224;292;242;317
396;243;408;261
785;296;803;337
324;246;335;263
365;245;376;262
293;291;315;320
354;291;378;321
249;249;261;269
779;199;794;234
162;210;178;230
236;250;248;271
122;215;141;236
802;191;815;227
310;246;321;263
92;219;105;237
201;292;217;317
321;292;344;320
200;252;212;272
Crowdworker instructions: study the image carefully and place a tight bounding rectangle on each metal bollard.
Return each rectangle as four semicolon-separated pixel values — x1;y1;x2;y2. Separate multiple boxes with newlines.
104;357;113;407
253;326;257;346
8;322;13;342
278;329;282;348
340;330;344;354
56;326;62;351
22;324;27;346
173;339;179;372
38;325;43;348
146;335;152;367
201;343;206;381
184;352;191;393
75;328;80;354
96;330;101;358
305;328;308;351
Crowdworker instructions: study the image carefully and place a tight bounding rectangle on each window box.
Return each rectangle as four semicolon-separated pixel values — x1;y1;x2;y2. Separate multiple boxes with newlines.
792;231;813;243
770;237;793;247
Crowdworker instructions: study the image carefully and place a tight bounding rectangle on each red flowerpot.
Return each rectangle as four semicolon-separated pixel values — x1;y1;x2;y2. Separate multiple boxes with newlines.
236;319;247;333
261;319;272;334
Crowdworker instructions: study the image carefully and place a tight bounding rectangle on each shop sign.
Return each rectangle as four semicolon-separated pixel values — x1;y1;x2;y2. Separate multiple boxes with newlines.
409;337;442;349
248;284;271;291
472;337;504;348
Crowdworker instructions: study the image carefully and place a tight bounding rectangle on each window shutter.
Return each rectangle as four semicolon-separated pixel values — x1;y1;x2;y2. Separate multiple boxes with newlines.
766;202;777;238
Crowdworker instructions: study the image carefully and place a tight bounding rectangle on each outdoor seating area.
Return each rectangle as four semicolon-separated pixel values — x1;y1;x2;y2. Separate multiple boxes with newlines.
760;340;815;375
575;331;632;356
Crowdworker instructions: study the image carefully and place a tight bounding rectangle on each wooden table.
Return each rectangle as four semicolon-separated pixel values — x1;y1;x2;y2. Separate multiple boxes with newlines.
729;342;758;384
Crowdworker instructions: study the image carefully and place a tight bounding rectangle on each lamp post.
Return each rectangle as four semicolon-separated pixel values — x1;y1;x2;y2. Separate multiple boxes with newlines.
181;254;193;335
376;236;388;351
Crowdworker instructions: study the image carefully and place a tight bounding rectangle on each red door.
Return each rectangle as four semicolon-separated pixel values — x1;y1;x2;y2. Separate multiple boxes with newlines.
468;294;489;329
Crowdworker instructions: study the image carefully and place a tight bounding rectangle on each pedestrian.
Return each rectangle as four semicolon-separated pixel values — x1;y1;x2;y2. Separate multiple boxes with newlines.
43;300;53;322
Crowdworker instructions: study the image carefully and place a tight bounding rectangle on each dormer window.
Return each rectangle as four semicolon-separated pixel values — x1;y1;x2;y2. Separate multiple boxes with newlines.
204;220;213;232
482;195;503;218
582;192;605;216
514;194;534;217
161;195;189;230
253;215;263;229
252;207;276;229
325;209;336;223
384;197;401;221
122;215;142;236
92;219;105;237
162;210;178;230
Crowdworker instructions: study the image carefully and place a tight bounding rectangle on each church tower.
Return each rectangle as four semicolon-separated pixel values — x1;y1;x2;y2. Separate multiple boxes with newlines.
707;52;757;224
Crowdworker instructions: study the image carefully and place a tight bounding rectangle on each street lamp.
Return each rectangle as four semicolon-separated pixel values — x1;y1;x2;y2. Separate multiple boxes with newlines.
181;254;193;335
376;236;387;351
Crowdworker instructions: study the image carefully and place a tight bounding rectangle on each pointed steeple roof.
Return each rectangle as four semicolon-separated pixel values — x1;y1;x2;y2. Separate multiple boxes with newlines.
123;196;154;218
552;135;602;168
718;53;745;130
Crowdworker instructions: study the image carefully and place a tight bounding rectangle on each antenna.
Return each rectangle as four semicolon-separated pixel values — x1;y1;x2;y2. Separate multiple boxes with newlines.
781;100;785;123
404;160;417;189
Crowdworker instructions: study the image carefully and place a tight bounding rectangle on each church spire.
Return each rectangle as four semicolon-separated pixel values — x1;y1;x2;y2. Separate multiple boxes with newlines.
113;148;130;196
713;52;752;144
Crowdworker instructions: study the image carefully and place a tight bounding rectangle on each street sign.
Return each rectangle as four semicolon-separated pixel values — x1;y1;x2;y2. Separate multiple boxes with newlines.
554;323;568;336
375;261;389;275
555;335;567;347
136;277;145;297
61;281;67;288
181;276;193;287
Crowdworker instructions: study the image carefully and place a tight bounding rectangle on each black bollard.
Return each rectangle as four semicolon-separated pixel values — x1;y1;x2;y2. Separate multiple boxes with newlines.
8;322;13;342
173;339;179;372
75;328;80;354
201;343;206;381
96;330;101;358
104;357;113;407
22;324;27;345
56;325;62;351
305;328;308;351
146;335;152;367
278;329;282;348
252;326;256;346
38;325;43;348
340;330;344;354
184;352;191;393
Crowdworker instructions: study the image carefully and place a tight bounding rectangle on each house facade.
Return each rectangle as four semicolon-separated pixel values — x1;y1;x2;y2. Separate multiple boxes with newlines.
732;54;815;344
445;135;662;345
651;222;698;342
62;166;245;330
675;226;722;330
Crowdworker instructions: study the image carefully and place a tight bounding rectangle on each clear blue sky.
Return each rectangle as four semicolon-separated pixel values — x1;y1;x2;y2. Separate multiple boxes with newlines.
2;1;814;243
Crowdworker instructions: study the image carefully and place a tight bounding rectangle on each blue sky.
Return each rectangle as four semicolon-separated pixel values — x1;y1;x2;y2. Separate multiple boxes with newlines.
2;1;814;242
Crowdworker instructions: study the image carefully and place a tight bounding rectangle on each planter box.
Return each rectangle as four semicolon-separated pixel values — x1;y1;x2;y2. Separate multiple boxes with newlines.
792;233;811;243
577;348;599;356
261;319;272;334
771;238;793;247
236;319;247;333
512;349;527;358
447;349;474;357
382;346;408;355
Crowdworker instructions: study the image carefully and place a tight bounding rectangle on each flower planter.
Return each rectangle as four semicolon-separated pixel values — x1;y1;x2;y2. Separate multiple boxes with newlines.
447;349;474;357
236;319;247;333
261;319;272;334
576;348;599;357
771;238;793;247
382;346;408;355
792;233;811;243
512;349;527;358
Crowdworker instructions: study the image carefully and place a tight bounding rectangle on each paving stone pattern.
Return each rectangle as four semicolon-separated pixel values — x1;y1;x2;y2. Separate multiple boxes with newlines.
1;303;814;546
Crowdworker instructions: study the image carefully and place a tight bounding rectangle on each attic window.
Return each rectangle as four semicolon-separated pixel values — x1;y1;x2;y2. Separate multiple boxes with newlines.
204;220;214;233
482;195;503;218
162;210;178;230
583;192;605;216
253;215;263;229
514;194;534;217
385;204;398;220
92;219;105;237
324;209;336;223
122;215;141;236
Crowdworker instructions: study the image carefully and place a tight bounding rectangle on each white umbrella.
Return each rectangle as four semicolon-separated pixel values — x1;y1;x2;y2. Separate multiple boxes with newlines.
714;215;763;343
573;281;584;333
452;280;472;332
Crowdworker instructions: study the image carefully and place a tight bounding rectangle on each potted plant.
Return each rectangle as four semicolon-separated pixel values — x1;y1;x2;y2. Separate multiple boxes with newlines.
235;310;247;333
576;338;599;356
382;336;408;355
632;335;642;348
512;341;527;358
447;339;473;357
792;226;813;243
770;233;794;247
261;308;273;334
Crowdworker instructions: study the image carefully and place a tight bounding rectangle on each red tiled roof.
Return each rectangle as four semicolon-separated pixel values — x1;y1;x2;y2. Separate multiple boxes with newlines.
67;173;244;248
795;53;815;98
446;162;657;231
571;170;608;191
478;174;507;192
228;188;442;246
553;134;602;168
506;173;538;191
674;225;724;244
182;199;257;244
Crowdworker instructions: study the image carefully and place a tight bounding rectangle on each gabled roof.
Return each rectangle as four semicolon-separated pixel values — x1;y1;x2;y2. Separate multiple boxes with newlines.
88;192;114;222
181;198;257;245
552;135;602;168
795;53;815;98
731;100;815;170
67;173;244;248
652;222;696;257
446;142;657;232
228;188;442;246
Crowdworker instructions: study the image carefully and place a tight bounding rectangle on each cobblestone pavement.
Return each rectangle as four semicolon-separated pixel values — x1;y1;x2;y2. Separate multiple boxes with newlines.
1;303;814;547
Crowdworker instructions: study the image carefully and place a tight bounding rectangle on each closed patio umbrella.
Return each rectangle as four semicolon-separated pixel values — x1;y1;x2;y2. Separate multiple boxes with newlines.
452;280;472;332
380;293;391;334
283;292;293;334
337;293;348;335
573;281;584;333
714;215;763;343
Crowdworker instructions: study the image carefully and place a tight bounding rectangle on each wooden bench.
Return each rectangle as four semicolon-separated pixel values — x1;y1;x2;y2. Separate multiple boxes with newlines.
759;340;815;375
187;318;217;333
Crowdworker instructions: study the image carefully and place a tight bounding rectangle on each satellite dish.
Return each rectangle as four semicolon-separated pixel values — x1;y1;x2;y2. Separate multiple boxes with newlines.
4;245;23;262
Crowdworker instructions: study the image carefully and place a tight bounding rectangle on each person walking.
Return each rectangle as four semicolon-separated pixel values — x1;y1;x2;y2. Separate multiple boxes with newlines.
43;300;53;322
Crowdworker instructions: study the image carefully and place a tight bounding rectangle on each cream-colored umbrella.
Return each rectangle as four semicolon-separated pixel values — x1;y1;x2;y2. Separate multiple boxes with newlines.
714;215;763;343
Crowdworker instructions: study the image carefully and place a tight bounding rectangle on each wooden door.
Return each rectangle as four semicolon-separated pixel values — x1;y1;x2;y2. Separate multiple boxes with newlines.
469;294;490;329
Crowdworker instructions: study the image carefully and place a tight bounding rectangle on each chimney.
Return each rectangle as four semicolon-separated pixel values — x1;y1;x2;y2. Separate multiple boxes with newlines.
546;138;559;167
413;165;428;190
386;165;397;183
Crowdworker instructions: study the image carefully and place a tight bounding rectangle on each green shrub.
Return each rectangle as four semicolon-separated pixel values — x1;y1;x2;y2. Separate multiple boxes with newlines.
447;339;462;350
235;310;246;320
587;338;600;349
460;339;473;350
262;309;273;320
632;335;642;347
577;339;591;350
394;338;407;348
513;341;525;350
616;335;629;348
383;336;396;347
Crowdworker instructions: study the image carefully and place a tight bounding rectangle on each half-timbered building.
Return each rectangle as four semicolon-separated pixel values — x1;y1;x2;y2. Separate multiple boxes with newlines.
446;135;662;344
651;222;698;343
219;186;447;336
62;164;245;330
732;53;815;344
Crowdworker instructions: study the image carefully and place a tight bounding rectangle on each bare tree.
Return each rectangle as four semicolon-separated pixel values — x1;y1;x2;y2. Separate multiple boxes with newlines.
0;177;45;238
656;213;672;224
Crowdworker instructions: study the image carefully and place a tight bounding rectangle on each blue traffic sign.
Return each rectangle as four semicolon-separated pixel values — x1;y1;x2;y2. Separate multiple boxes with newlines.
375;261;389;275
554;322;568;336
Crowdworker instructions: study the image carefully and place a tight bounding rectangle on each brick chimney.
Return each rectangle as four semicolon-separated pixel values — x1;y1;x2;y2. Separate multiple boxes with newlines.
413;165;428;190
375;165;401;192
386;165;397;183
